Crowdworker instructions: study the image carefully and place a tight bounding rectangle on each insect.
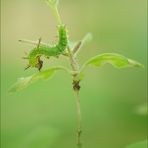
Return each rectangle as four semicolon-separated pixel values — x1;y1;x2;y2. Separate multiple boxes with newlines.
24;25;68;71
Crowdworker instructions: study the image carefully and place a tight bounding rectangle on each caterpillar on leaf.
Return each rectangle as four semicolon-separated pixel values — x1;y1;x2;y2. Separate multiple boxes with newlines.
24;25;68;71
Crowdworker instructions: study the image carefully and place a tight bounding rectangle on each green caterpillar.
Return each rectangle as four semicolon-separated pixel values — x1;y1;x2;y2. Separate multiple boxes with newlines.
25;25;68;71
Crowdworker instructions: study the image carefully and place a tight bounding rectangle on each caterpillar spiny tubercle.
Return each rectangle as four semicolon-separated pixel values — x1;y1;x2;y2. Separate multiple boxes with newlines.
25;24;68;71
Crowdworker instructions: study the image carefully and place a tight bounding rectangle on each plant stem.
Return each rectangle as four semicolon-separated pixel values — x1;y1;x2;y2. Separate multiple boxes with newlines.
75;90;82;148
49;3;82;147
53;6;62;25
67;47;82;148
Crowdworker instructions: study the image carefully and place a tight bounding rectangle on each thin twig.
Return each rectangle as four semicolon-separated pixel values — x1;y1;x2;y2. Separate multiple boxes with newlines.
18;39;49;46
36;38;42;50
54;6;62;25
73;41;82;55
73;33;93;56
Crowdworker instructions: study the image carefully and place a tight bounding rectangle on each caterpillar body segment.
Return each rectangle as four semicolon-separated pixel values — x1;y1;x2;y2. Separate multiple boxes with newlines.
26;25;68;71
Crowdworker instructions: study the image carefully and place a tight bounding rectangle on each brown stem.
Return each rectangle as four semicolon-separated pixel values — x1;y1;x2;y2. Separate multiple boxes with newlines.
67;47;82;148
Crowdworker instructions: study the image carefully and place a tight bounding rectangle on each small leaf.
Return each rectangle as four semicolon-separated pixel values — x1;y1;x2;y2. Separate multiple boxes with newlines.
126;140;147;148
81;53;143;71
81;33;93;46
68;41;78;50
46;0;59;8
69;33;93;54
9;67;66;93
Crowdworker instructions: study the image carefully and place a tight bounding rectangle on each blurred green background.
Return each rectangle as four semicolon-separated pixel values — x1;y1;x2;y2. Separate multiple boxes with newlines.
1;0;147;148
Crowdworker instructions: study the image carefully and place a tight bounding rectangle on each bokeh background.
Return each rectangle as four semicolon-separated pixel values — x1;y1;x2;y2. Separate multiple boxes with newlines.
1;0;147;148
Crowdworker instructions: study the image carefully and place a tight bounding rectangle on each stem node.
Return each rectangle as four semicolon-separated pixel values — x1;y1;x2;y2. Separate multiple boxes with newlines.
73;80;81;91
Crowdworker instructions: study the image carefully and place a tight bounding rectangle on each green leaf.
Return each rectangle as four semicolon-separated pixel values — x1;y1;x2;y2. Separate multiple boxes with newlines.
46;0;59;8
9;67;66;93
126;140;147;148
81;53;143;71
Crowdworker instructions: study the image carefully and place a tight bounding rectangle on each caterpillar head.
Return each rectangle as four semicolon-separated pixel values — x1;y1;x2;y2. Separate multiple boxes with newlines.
24;53;43;71
24;38;43;71
35;57;43;71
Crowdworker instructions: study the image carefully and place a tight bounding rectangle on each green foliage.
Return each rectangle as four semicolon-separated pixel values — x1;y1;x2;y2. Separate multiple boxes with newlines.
9;1;143;93
46;0;59;8
126;140;147;148
9;67;66;93
81;53;143;71
8;0;144;148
